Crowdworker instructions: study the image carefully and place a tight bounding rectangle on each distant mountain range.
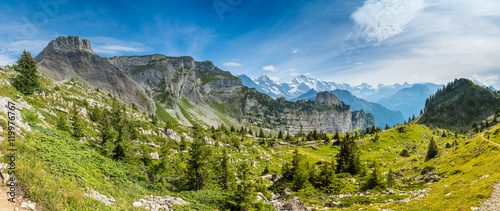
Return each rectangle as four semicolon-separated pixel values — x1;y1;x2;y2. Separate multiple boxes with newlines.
292;89;405;128
238;74;445;125
237;74;419;102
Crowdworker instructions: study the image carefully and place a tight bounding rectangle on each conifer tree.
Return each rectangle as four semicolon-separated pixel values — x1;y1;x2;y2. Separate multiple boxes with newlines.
426;138;439;159
218;149;233;190
12;51;39;95
71;106;85;139
232;161;256;210
278;129;284;139
259;128;265;138
336;134;361;175
387;168;395;188
56;115;70;132
187;138;212;190
362;161;386;190
385;124;390;130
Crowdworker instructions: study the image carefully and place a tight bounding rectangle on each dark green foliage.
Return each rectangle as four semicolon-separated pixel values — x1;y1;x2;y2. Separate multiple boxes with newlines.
399;149;410;157
12;51;40;95
56;115;70;132
445;142;451;148
421;166;436;175
336;134;361;175
387;168;395;188
217;149;233;190
362;161;386;191
259;128;265;138
426;138;439;159
70;106;85;139
419;78;500;131
187;138;212;191
230;162;256;210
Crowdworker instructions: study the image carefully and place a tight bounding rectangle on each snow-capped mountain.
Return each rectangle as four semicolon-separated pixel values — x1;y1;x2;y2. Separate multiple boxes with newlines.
238;74;419;102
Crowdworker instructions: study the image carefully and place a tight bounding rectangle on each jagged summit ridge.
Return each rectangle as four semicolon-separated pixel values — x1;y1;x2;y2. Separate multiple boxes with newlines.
35;36;154;112
35;36;94;62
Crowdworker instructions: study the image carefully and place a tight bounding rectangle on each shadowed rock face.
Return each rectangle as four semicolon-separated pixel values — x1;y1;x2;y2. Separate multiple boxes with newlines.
35;36;153;112
316;91;343;106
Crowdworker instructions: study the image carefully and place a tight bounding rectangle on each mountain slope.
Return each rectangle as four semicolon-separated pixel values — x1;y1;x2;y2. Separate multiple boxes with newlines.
418;78;500;131
292;89;405;127
35;36;153;112
106;54;374;133
378;84;436;119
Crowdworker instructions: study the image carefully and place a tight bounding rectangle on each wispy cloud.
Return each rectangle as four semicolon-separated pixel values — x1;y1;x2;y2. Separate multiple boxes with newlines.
291;48;301;54
263;65;278;72
89;36;150;55
222;62;242;67
351;0;424;43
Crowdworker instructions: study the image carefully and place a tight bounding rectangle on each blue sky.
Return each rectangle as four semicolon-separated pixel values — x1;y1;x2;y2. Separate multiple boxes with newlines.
1;0;500;89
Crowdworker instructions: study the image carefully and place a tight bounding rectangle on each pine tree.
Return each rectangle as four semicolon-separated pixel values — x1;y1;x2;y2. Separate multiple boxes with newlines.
12;51;40;95
259;128;265;138
362;161;386;190
218;149;233;190
71;106;85;139
56;115;70;132
232;161;256;210
387;168;395;188
336;134;361;175
99;112;115;157
278;129;284;139
187;138;212;190
426;138;439;159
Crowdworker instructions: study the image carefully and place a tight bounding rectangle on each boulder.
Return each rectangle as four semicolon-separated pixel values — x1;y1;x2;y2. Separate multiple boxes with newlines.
281;199;309;211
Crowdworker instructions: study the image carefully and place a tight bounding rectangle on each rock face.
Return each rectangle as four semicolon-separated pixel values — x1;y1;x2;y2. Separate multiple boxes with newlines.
35;36;153;112
236;89;376;134
316;91;342;106
108;55;242;106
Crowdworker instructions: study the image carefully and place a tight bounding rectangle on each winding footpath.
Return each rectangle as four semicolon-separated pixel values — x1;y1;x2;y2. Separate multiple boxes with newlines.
479;130;500;211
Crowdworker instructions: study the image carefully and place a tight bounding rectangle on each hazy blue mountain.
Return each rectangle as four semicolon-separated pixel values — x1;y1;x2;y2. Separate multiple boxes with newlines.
292;89;405;127
239;74;427;102
376;83;442;120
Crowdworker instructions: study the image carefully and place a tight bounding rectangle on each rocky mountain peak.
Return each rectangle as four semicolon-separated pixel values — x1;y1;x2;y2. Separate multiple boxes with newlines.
316;91;342;106
35;36;94;62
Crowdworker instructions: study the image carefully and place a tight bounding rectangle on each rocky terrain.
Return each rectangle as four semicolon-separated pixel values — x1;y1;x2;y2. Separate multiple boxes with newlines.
35;36;154;113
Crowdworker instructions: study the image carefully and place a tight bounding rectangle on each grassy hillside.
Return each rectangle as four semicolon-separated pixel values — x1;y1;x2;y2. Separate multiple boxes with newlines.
419;78;500;132
1;67;500;211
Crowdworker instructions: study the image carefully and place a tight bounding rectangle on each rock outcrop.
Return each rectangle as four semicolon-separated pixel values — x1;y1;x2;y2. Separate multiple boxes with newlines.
108;55;242;106
316;91;342;106
133;195;189;210
35;36;153;112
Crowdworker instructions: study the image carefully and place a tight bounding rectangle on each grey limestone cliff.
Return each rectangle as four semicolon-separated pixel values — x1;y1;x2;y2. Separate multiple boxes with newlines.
35;36;153;112
108;55;242;106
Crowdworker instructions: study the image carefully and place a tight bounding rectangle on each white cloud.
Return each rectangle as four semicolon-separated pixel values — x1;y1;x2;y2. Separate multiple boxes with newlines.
222;62;242;67
291;48;301;54
351;0;424;42
263;65;278;72
93;45;146;54
89;36;150;55
472;74;498;86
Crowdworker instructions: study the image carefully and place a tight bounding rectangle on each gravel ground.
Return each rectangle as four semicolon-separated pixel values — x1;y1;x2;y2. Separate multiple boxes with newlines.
481;182;500;211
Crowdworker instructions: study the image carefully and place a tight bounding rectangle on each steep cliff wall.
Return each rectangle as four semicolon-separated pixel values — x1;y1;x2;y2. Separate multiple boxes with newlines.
35;36;153;112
